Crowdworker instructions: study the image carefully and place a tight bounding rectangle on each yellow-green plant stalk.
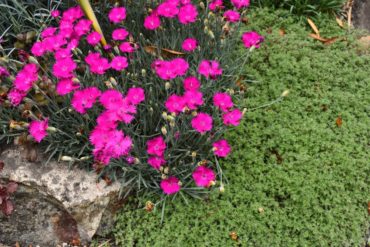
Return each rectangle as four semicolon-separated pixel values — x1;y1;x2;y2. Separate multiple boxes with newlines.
77;0;107;46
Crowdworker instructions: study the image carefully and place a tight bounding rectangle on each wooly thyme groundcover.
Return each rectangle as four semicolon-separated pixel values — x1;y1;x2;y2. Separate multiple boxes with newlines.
0;0;263;198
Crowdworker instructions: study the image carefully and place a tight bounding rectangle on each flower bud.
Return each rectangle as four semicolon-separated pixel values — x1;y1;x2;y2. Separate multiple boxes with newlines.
191;151;197;158
47;126;57;132
161;126;167;135
109;77;117;85
281;89;290;97
219;183;225;193
169;120;175;128
162;112;168;120
141;69;146;77
163;167;169;174
79;156;90;161
61;156;73;161
165;82;171;90
28;56;39;65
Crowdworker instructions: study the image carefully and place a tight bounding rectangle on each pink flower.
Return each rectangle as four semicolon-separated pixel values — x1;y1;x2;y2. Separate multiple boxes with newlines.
126;87;145;105
85;53;110;74
31;41;45;57
148;156;166;170
213;92;233;112
198;60;223;79
71;87;101;114
147;136;166;156
0;66;9;77
152;60;176;80
108;7;127;23
119;42;136;53
213;139;231;157
86;31;102;46
222;109;242;126
99;89;124;110
231;0;250;9
165;94;186;114
41;27;57;39
144;14;161;30
112;28;129;41
62;6;84;22
191;113;213;133
183;76;200;91
184;91;203;110
209;0;224;11
178;4;198;24
14;64;39;91
241;31;264;48
54;48;72;60
52;58;76;78
182;38;198;52
29;119;48;143
56;78;80;95
157;2;179;18
74;19;92;36
111;56;128;71
51;10;60;18
224;10;240;22
192;166;216;187
7;88;26;106
160;177;180;195
172;58;189;76
90;127;132;164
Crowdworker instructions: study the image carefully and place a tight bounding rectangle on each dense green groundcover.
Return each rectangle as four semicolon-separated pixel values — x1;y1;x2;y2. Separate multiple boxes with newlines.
111;8;370;247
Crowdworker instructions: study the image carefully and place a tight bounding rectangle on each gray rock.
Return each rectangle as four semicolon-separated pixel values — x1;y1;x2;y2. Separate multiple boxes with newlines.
0;145;123;246
352;0;370;32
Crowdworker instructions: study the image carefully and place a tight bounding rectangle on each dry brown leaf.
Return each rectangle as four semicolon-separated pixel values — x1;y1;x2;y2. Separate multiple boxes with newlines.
309;33;327;42
161;48;186;55
278;28;286;36
307;18;320;36
368;201;370;215
323;37;338;45
144;46;185;58
336;17;344;28
229;231;238;241
309;34;338;45
336;116;343;127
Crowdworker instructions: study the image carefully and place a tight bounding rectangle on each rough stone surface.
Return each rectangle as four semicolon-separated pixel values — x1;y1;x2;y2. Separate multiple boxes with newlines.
352;0;370;31
0;145;122;246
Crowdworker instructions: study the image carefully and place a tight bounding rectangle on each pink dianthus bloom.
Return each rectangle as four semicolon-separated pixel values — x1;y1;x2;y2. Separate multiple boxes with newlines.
56;78;80;95
7;88;26;106
147;136;166;157
222;109;243;126
144;14;161;30
213;92;233;112
178;4;198;24
29;119;48;143
62;6;84;23
182;38;198;52
191;113;213;134
51;10;60;18
74;19;92;36
183;76;200;91
172;58;189;76
52;58;77;79
213;139;231;157
126;87;145;105
192;166;216;187
165;94;186;114
160;177;180;195
119;42;136;53
85;52;110;74
224;10;240;22
157;2;179;18
86;31;102;46
0;66;9;77
31;41;45;57
198;60;222;79
209;0;224;11
14;64;39;92
184;91;203;110
231;0;250;9
111;56;128;71
99;89;124;110
108;7;127;23
112;28;129;41
241;31;264;48
41;27;57;39
71;87;101;114
148;156;166;170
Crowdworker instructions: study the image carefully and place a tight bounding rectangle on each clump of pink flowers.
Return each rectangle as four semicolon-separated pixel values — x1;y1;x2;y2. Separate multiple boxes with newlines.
1;1;264;198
